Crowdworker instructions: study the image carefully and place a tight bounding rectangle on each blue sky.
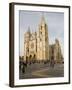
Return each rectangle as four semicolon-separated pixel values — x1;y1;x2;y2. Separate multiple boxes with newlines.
19;10;64;56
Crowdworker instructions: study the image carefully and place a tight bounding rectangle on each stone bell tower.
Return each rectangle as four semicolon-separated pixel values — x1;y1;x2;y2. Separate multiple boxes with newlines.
24;27;30;61
37;14;49;61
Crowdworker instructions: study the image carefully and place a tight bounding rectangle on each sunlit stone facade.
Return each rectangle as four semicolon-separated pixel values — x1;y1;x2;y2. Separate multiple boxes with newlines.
24;15;63;63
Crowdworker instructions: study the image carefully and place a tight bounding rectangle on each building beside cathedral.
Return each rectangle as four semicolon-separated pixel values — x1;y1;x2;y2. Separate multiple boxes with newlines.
24;15;63;63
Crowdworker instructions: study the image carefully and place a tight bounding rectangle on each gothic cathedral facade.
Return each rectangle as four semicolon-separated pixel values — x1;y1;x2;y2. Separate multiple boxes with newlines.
24;15;63;63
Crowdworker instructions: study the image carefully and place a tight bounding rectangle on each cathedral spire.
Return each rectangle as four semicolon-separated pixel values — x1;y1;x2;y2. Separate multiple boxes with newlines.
27;26;30;33
41;13;46;25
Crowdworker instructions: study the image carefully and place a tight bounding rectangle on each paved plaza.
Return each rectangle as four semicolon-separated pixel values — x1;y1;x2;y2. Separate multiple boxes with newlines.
19;63;64;79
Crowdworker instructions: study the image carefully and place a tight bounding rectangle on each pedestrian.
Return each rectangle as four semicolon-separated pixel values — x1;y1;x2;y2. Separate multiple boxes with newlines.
22;65;25;73
50;59;55;68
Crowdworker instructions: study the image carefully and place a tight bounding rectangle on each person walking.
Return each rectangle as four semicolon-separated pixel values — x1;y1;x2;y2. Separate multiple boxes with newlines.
50;59;55;68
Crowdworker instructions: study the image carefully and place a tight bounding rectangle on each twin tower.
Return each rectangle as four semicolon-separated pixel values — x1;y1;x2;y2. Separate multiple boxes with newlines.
24;15;63;63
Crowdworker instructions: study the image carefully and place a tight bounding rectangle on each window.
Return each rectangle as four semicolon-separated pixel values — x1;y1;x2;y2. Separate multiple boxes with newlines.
45;24;46;29
41;25;42;29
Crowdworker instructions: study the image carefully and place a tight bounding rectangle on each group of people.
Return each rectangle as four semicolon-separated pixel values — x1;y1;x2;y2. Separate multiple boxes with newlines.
19;61;27;73
19;59;55;74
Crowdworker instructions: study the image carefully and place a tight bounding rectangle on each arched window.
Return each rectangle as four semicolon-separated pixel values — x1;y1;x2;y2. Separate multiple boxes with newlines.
29;55;32;60
45;24;46;29
33;54;36;60
26;56;28;61
41;25;42;30
51;56;54;60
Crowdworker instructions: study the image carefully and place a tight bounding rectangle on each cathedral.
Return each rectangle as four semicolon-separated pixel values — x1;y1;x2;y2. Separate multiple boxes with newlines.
24;15;63;63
